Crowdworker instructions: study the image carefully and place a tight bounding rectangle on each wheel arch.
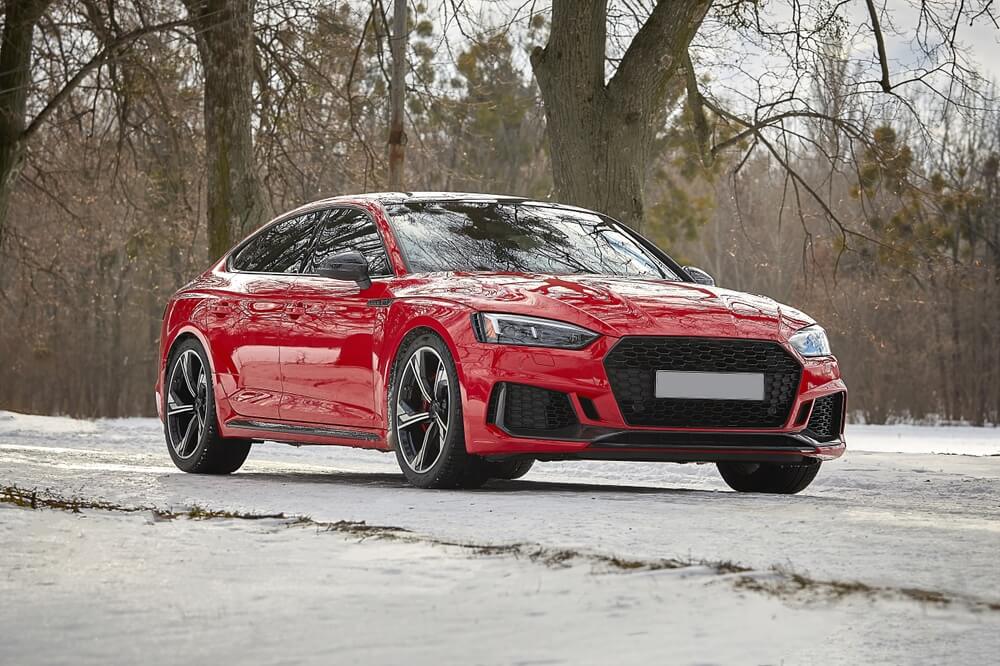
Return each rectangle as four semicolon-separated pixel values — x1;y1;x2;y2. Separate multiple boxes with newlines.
160;325;228;422
380;307;470;385
164;325;217;376
378;301;475;440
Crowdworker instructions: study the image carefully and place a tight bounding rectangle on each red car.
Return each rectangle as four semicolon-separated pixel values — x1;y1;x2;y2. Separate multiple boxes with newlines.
156;193;846;493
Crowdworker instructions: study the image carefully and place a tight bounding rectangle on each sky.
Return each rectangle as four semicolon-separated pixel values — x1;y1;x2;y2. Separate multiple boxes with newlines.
429;0;1000;87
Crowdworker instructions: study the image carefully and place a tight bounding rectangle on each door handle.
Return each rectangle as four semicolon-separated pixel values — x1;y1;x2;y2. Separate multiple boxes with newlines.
209;301;232;316
249;301;284;314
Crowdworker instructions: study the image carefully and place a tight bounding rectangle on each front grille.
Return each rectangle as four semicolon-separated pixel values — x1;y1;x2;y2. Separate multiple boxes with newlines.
604;337;801;428
805;392;844;442
488;383;578;433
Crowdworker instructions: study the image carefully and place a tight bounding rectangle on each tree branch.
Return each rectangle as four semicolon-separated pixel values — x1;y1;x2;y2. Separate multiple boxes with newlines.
710;110;864;156
865;0;893;93
606;0;712;111
22;18;189;142
682;50;712;166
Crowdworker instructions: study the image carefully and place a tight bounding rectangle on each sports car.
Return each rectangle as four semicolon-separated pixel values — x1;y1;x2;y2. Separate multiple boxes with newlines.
156;192;846;492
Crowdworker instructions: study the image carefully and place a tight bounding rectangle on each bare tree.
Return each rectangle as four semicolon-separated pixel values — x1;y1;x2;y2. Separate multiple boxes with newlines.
530;0;711;231
527;0;997;234
0;0;51;242
182;0;271;258
0;0;184;247
1;1;998;425
387;0;407;189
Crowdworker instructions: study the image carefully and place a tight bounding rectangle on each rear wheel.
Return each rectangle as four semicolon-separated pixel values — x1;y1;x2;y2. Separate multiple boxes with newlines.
164;338;251;474
390;332;488;489
716;461;820;494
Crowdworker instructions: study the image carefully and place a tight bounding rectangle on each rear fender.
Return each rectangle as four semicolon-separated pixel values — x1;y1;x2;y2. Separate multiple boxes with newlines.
158;300;235;426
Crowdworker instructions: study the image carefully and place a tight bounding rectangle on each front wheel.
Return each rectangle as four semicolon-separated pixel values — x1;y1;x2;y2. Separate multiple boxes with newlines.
485;458;534;480
716;461;820;494
390;333;488;489
164;338;251;474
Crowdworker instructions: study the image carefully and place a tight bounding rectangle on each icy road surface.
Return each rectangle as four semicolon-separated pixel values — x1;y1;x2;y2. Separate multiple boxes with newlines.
2;412;999;665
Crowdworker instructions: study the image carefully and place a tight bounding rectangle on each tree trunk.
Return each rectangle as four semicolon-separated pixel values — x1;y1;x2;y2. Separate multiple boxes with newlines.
530;0;711;231
387;0;407;190
0;0;51;245
183;0;271;259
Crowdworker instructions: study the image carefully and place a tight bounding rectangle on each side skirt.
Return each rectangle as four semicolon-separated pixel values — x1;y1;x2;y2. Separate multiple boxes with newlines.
226;418;386;448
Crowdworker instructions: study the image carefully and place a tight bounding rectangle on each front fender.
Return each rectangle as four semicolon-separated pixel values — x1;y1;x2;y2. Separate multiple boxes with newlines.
376;298;476;438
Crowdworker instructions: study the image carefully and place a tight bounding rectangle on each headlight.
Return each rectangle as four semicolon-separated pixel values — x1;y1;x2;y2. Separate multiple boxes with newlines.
472;313;599;349
789;324;831;357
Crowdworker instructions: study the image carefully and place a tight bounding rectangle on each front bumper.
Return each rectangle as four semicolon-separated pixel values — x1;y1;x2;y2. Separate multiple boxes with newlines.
531;431;846;465
457;336;847;463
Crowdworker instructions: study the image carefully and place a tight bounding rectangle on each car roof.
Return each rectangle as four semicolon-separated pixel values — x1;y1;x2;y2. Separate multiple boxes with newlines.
291;191;598;215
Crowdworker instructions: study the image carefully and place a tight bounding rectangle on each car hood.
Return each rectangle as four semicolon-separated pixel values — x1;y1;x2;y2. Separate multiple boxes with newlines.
392;273;814;341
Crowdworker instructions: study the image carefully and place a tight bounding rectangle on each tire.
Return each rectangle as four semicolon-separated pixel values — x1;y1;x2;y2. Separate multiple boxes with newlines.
389;331;488;489
716;461;820;494
486;458;534;480
163;338;251;474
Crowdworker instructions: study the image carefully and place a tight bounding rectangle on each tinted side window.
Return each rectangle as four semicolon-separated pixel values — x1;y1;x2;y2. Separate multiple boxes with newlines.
230;212;318;273
307;208;392;276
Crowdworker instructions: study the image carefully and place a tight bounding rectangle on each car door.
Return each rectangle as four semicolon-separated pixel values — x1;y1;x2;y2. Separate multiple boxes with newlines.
210;211;320;421
279;207;394;427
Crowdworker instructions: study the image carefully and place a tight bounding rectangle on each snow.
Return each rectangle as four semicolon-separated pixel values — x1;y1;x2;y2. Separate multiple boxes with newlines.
0;410;99;435
846;423;1000;456
2;508;817;665
2;410;999;664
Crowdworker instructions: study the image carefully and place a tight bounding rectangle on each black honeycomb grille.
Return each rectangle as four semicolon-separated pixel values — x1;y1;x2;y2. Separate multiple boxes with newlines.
604;337;801;428
488;383;578;432
805;392;844;442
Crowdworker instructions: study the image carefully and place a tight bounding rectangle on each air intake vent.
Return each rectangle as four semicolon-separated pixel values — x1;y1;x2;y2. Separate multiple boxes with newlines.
805;392;845;442
488;383;578;434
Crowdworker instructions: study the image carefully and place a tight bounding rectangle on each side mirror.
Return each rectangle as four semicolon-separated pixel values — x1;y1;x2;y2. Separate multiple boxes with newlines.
317;250;372;289
683;265;715;287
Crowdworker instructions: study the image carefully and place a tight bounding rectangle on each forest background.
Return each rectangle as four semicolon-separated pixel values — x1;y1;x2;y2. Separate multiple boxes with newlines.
1;0;998;425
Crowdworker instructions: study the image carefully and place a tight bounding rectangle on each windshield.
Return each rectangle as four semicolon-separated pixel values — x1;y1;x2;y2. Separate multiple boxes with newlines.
386;201;679;279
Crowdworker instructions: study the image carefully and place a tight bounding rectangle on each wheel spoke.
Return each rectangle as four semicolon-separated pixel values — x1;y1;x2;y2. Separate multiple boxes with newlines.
412;422;436;472
177;415;197;456
426;422;443;469
433;360;448;399
408;352;433;403
397;401;432;430
167;387;191;410
168;404;194;416
433;412;447;440
432;357;449;438
181;352;198;397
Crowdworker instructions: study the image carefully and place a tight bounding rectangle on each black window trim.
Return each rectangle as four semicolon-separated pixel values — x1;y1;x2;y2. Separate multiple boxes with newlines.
298;204;395;279
611;220;689;282
225;207;323;276
226;203;396;278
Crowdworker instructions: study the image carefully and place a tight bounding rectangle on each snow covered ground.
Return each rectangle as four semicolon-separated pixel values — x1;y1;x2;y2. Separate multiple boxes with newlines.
1;411;998;665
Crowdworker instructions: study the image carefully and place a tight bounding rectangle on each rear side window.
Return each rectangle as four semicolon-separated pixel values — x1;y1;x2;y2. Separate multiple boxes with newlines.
306;208;392;276
230;212;319;273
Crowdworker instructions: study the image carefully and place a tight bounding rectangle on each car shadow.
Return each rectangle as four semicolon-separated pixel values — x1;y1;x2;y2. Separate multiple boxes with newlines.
213;468;723;498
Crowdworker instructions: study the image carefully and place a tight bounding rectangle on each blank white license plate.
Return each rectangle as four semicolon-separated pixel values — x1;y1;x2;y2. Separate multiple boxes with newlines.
654;371;765;401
